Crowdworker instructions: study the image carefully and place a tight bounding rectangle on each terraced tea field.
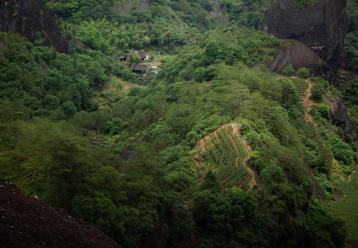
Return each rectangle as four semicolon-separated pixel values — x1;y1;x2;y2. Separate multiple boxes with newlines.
280;77;313;122
193;123;256;190
290;77;308;100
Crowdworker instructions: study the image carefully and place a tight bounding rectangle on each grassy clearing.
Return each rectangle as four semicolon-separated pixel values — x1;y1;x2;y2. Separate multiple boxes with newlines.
96;77;144;108
107;77;143;94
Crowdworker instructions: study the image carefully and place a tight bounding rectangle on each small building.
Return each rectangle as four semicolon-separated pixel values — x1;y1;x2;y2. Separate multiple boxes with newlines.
116;55;128;62
131;64;147;75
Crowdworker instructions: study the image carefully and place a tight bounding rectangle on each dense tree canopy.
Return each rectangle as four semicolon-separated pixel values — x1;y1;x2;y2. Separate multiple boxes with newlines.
0;0;357;247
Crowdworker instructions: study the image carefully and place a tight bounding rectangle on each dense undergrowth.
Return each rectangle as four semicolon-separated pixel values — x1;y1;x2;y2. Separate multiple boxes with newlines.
0;0;357;247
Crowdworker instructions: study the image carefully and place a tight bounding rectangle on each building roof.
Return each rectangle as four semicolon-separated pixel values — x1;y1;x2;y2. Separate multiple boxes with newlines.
132;64;147;72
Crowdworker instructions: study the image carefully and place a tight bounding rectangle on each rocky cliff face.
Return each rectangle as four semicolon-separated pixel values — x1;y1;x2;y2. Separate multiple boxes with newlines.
327;96;358;140
0;0;69;52
264;0;349;72
265;1;357;139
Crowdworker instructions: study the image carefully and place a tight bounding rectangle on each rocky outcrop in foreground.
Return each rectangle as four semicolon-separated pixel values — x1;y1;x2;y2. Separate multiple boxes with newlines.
0;180;121;248
264;0;349;72
0;0;69;52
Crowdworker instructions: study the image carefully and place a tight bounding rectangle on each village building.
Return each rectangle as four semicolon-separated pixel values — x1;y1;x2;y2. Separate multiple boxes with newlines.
131;64;147;75
116;55;128;62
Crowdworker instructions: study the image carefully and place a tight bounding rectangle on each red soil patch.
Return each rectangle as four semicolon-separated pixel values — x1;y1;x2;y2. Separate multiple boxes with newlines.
0;180;121;248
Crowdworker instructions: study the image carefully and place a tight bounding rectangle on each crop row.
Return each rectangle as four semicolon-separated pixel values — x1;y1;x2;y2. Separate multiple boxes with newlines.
195;125;251;189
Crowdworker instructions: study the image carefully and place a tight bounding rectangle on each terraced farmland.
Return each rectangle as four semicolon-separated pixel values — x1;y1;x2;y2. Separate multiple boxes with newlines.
193;123;256;190
290;77;309;100
280;77;313;122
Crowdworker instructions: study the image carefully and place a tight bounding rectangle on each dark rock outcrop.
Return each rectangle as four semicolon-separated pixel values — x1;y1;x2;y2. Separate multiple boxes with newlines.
0;180;121;248
264;0;349;72
268;39;329;74
141;216;169;248
0;0;69;52
327;96;358;140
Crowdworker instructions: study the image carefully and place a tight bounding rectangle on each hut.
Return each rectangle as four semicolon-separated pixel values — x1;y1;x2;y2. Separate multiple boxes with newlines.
132;64;147;75
117;55;128;62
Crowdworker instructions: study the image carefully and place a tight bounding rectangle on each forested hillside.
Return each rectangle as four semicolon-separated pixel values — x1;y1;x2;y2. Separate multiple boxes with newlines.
0;0;357;247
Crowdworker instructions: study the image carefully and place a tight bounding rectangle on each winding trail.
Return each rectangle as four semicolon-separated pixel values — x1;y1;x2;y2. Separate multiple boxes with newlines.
277;76;314;123
228;124;257;188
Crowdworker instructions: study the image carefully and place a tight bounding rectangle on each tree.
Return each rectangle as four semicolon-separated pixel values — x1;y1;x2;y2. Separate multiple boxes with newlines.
0;119;96;208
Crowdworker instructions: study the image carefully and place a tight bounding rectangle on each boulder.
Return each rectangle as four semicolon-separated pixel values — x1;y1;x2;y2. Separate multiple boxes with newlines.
268;39;330;75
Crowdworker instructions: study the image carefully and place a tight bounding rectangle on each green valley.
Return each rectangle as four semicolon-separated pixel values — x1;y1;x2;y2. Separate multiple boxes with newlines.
0;0;357;247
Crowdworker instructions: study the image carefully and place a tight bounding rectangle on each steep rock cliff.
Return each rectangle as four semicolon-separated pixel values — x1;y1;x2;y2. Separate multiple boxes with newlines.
264;0;349;71
265;1;357;139
0;0;69;52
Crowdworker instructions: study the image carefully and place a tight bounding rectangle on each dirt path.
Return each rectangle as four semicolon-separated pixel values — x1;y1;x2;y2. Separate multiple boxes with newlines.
226;124;256;188
304;80;313;123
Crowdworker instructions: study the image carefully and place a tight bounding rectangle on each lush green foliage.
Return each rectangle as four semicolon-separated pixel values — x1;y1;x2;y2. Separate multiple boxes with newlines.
0;0;357;247
346;0;358;71
296;0;319;8
342;1;358;127
0;32;115;119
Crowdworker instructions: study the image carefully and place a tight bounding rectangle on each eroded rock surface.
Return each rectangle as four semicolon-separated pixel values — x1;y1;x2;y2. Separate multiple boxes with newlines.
268;39;329;74
327;96;358;140
0;0;69;52
264;0;349;71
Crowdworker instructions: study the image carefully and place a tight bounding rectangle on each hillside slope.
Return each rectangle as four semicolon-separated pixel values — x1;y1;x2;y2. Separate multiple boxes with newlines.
0;0;356;247
194;123;256;190
0;180;121;248
0;0;70;52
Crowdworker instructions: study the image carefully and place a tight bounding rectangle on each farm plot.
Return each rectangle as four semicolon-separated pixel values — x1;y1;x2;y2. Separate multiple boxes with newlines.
193;123;256;191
